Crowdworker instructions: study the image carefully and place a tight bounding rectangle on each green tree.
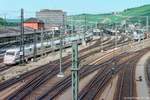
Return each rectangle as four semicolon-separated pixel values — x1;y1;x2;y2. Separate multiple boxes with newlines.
0;17;5;26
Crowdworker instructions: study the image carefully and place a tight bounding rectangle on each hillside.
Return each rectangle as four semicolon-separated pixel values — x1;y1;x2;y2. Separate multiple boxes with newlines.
68;13;112;25
68;4;150;25
122;4;150;16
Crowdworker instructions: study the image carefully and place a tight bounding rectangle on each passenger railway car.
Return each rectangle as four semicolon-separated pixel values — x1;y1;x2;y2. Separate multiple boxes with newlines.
3;33;93;65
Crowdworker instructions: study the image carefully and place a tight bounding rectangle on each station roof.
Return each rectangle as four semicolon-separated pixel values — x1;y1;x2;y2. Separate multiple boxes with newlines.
0;27;35;38
0;27;51;38
0;27;34;33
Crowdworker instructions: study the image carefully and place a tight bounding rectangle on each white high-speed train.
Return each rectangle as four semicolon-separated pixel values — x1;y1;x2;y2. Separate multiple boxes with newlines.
3;33;93;65
3;43;46;64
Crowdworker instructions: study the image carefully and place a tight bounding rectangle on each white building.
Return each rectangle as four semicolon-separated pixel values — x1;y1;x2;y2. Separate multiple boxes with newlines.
36;9;67;30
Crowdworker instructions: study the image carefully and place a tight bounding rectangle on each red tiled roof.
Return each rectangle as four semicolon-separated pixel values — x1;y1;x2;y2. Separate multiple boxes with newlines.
24;18;44;23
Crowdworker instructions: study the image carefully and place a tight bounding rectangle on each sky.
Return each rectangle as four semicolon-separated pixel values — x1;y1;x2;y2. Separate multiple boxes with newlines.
0;0;150;18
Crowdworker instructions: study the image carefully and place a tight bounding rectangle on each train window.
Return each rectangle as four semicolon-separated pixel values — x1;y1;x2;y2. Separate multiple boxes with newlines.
6;52;15;56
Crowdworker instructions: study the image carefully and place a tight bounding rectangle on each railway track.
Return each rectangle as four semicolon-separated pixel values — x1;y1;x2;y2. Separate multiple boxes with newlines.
114;59;138;100
0;37;111;86
0;60;17;73
1;35;129;99
0;38;102;86
146;57;150;86
78;53;137;100
5;38;113;99
0;63;56;92
37;52;129;100
0;37;107;72
113;48;149;100
79;48;148;100
0;37;109;98
23;36;128;99
0;64;13;73
39;48;148;100
0;36;117;74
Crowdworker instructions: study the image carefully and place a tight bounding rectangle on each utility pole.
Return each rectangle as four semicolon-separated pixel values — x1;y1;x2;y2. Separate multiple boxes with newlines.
72;16;75;34
52;28;55;53
146;16;149;38
71;42;79;100
41;28;44;57
125;20;127;33
33;29;37;62
82;14;87;46
115;24;117;49
57;14;65;78
101;29;104;52
100;22;104;52
20;8;25;64
4;14;7;31
84;14;87;38
97;22;101;51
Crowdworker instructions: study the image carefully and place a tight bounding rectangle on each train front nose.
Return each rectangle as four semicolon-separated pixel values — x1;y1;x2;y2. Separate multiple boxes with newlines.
3;51;16;65
4;55;15;65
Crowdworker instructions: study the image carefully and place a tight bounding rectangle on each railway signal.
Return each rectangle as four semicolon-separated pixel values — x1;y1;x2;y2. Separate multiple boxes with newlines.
71;42;79;100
